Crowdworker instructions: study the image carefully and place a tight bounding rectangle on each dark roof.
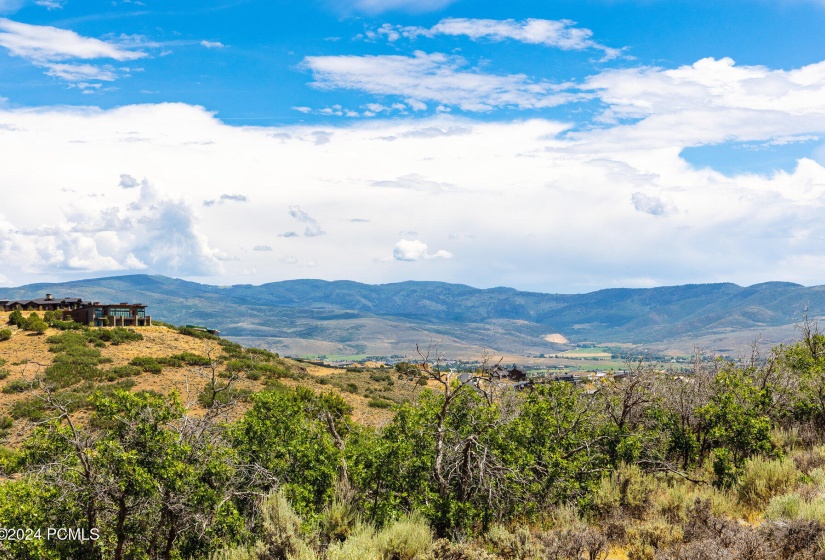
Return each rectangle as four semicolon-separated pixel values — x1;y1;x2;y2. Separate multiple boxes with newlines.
2;297;84;306
76;302;146;308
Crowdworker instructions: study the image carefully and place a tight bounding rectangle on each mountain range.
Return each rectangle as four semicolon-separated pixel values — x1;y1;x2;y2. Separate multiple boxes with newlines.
2;275;823;358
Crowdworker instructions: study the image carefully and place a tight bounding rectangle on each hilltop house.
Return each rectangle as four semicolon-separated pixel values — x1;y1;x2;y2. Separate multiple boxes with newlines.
489;365;527;382
64;302;151;327
1;294;85;311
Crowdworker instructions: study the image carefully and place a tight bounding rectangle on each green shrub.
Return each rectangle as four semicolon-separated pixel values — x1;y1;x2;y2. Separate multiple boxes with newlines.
0;370;8;381
47;320;82;331
0;416;13;430
246;347;280;360
168;352;212;366
765;493;803;520
486;524;542;560
26;319;48;335
592;463;656;519
369;373;392;383
88;327;143;345
367;398;392;409
10;398;46;421
42;310;59;322
2;379;33;394
257;490;316;560
178;326;218;340
737;456;800;509
320;496;361;545
375;514;433;560
129;357;163;375
209;545;265;560
327;525;379;560
219;339;244;357
344;383;358;394
0;329;11;341
7;310;23;327
105;365;142;381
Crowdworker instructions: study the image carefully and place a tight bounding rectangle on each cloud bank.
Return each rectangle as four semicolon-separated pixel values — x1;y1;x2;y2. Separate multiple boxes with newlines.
3;55;825;290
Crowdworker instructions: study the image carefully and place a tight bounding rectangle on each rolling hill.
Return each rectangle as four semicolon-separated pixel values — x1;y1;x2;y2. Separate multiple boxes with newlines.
2;275;823;358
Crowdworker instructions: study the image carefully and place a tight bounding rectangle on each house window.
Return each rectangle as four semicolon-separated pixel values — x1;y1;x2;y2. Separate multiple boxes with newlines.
137;309;145;318
94;308;103;318
108;308;132;318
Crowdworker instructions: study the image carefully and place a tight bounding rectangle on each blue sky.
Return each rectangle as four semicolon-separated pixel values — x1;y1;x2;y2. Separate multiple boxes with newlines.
2;0;825;292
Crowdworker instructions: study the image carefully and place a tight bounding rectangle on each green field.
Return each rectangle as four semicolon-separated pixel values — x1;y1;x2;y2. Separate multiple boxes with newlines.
300;354;371;362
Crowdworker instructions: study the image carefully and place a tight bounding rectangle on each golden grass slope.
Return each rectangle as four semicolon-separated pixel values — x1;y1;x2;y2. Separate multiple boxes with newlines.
0;312;401;441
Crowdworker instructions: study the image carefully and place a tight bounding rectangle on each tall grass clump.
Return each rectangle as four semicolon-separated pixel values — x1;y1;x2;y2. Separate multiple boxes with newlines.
375;513;433;560
737;456;800;509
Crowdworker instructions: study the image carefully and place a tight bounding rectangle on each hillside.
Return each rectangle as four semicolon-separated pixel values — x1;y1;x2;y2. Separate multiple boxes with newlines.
2;275;823;357
0;312;405;441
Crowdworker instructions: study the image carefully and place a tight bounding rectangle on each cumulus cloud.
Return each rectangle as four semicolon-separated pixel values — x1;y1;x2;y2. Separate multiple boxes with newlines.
369;18;622;60
253;245;272;251
5;76;825;289
200;40;225;48
392;239;452;261
302;51;578;112
118;174;139;188
580;57;825;146
0;17;146;84
0;178;221;277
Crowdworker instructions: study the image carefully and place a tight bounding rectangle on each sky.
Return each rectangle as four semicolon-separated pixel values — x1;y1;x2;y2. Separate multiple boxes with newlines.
1;0;825;292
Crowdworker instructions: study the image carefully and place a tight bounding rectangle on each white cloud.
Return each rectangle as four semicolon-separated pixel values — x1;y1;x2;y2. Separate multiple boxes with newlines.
372;18;623;60
288;205;325;237
0;178;221;277
34;0;64;9
392;239;452;261
0;17;146;83
45;62;117;81
0;18;145;61
119;174;139;188
302;51;577;111
200;40;225;49
581;57;825;146
4;66;825;290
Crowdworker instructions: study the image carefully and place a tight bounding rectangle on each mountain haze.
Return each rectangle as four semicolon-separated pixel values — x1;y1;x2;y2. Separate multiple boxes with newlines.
2;276;822;357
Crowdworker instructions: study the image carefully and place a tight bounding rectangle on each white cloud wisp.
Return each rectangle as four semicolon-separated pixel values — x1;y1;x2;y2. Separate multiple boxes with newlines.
303;51;577;111
370;18;623;60
0;17;146;84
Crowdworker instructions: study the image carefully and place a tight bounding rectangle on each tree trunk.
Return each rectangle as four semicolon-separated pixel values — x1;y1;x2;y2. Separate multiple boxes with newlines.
114;496;127;560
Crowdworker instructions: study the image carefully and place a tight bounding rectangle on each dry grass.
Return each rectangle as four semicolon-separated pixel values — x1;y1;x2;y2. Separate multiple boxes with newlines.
0;311;407;440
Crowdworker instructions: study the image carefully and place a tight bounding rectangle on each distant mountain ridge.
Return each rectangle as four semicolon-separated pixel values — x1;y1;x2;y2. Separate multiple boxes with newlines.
1;275;822;356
